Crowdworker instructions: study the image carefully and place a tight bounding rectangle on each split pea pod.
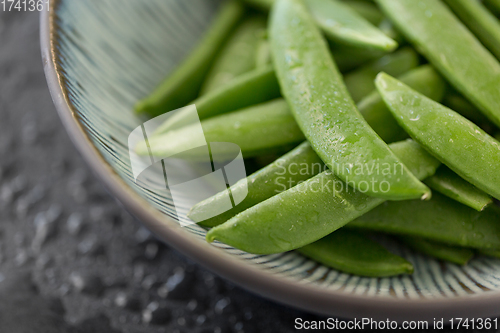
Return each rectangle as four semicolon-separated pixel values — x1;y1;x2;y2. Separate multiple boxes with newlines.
399;236;474;266
138;99;304;161
344;47;418;103
376;73;500;201
190;66;446;228
201;15;267;94
189;142;324;227
154;66;280;135
424;166;492;212
135;1;244;117
443;0;500;61
298;230;414;277
376;0;500;128
206;140;441;254
348;193;500;251
270;0;430;200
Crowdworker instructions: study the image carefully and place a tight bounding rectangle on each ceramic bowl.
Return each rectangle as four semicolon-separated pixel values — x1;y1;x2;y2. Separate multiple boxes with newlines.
41;0;500;320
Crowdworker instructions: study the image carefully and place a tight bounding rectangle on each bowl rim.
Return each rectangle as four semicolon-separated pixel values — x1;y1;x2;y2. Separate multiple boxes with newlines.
40;1;500;321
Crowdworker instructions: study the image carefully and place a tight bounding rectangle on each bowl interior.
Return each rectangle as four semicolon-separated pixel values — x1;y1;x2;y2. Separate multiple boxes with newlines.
51;0;500;303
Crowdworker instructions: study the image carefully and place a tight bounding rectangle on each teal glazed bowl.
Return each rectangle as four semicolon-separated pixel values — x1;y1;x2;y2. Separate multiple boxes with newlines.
41;0;500;320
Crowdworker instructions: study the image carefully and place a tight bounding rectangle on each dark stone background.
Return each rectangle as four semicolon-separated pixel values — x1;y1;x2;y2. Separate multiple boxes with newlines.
0;10;497;333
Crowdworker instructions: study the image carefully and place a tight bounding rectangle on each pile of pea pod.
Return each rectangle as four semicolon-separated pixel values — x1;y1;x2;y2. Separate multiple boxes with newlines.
135;0;500;277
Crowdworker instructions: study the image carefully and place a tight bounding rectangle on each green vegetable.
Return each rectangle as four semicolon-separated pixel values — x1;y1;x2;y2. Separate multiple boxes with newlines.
424;166;492;212
376;72;500;201
484;0;500;16
201;15;267;94
270;0;430;200
359;65;446;143
478;248;500;259
206;140;440;254
399;236;474;265
135;0;244;117
442;90;492;127
255;38;272;68
298;230;414;277
330;45;385;73
189;142;324;227
340;0;384;25
154;66;280;135
305;0;397;51
190;66;446;227
348;193;500;251
138;99;304;161
376;0;500;128
443;0;500;61
243;0;397;51
344;47;419;103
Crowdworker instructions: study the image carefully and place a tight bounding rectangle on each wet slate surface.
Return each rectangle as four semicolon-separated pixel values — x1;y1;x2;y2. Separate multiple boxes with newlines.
0;10;498;333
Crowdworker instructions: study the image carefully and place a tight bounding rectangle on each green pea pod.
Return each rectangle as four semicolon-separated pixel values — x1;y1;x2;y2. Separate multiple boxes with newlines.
344;47;419;103
243;0;397;51
190;66;445;228
189;142;324;227
399;236;474;266
330;45;386;73
139;99;304;161
348;193;500;251
478;248;500;259
424;166;492;212
359;65;446;143
442;90;492;127
200;16;267;94
298;230;414;277
376;0;500;128
377;19;404;45
340;0;384;25
154;66;280;135
255;39;272;69
305;0;397;51
484;0;500;16
443;0;500;61
206;140;441;254
135;1;244;117
376;72;500;201
270;0;430;200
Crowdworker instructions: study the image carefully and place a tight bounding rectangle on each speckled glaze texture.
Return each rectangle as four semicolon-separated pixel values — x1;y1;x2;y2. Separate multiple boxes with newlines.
43;0;500;320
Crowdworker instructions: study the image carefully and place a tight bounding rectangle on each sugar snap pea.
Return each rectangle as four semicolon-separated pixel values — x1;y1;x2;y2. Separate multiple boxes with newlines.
189;142;324;227
255;38;272;69
399;236;474;266
376;0;500;128
206;140;441;254
135;1;244;117
344;47;418;103
139;99;304;161
442;90;492;127
443;0;500;61
359;65;446;143
424;166;492;212
201;15;267;94
484;0;500;16
478;248;500;259
376;73;500;201
340;0;384;25
270;0;429;200
154;66;280;135
304;0;397;51
298;229;414;277
190;66;445;227
244;0;397;51
348;193;500;251
330;45;385;73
